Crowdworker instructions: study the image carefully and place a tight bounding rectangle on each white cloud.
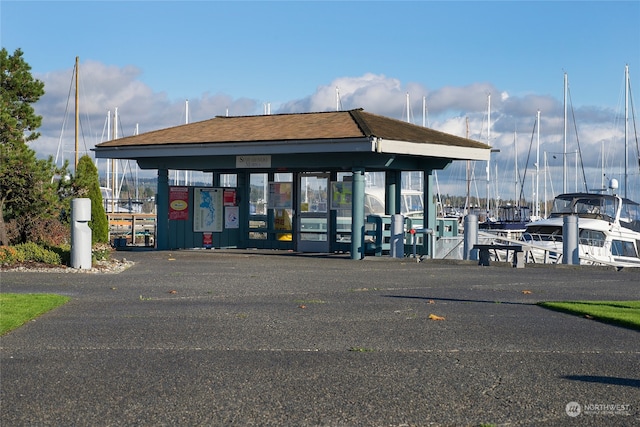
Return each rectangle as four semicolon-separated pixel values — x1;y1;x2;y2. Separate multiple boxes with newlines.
32;61;260;163
29;63;638;200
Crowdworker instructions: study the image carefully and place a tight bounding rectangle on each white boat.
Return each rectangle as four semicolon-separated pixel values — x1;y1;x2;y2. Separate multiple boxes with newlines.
521;181;640;267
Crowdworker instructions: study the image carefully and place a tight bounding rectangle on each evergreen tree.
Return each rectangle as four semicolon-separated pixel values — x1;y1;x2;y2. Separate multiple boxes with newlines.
0;48;66;245
74;155;109;244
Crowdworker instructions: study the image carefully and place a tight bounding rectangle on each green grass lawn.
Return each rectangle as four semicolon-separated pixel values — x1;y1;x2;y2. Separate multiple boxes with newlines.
538;300;640;331
0;293;70;335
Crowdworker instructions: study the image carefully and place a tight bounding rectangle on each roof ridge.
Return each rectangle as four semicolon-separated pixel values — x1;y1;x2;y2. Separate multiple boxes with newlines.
215;109;362;120
347;109;372;136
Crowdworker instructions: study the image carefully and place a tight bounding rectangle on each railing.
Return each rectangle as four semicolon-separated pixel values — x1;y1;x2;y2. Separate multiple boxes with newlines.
108;213;156;247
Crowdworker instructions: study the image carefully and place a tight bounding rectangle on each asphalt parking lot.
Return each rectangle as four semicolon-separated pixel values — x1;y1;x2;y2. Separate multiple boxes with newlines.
1;250;639;426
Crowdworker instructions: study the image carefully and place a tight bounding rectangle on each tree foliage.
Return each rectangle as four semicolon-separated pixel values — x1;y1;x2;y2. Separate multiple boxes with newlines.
74;155;109;243
0;48;69;246
1;48;44;144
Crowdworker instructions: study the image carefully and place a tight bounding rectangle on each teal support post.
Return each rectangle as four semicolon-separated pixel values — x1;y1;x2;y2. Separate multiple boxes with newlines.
157;168;169;250
351;167;365;259
423;170;436;257
385;171;400;215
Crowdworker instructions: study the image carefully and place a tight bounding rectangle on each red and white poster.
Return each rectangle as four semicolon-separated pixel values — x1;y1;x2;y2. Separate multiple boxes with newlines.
169;186;189;220
223;189;237;206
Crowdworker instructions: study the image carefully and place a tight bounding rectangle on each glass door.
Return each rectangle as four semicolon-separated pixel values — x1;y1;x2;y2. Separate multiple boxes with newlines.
297;173;330;252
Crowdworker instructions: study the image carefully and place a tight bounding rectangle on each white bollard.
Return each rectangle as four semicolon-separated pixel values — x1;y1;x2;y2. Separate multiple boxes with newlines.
71;198;92;269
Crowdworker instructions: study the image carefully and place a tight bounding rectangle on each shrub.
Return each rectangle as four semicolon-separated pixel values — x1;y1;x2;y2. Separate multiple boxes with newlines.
27;217;70;247
92;243;112;262
13;242;62;265
0;246;22;265
46;244;71;266
4;217;69;247
0;242;108;267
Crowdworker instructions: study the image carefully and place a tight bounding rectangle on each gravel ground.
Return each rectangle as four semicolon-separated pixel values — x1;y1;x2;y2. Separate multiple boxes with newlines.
1;257;134;274
1;250;639;426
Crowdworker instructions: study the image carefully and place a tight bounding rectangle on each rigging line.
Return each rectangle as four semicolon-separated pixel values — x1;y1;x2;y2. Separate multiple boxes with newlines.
567;87;589;192
54;64;76;166
628;78;640;170
518;119;536;204
79;73;93;155
79;117;89;156
114;117;141;196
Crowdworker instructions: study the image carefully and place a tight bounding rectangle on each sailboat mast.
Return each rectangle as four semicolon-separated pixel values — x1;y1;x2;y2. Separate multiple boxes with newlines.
406;93;410;123
465;118;471;214
514;129;518;206
106;110;111;191
563;73;568;194
544;151;548;217
74;56;79;171
536;110;540;218
624;64;629;198
486;94;491;214
185;99;189;186
111;107;118;213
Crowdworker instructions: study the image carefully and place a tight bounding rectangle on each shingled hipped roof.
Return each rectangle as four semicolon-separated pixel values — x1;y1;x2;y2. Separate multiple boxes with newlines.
93;109;491;162
96;109;485;148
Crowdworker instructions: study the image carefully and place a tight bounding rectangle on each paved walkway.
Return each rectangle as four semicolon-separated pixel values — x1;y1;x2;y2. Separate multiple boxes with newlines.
1;250;639;426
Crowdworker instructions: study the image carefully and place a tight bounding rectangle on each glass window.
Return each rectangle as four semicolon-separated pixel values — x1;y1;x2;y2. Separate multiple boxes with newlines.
579;229;606;247
612;240;637;257
219;174;237;187
273;173;293;241
249;173;268;215
248;173;267;240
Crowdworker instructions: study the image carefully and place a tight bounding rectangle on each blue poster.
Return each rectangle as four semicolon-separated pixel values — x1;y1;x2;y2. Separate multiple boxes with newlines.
193;188;223;232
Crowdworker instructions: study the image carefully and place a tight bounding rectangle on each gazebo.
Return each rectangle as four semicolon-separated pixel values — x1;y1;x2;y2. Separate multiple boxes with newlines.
94;108;490;259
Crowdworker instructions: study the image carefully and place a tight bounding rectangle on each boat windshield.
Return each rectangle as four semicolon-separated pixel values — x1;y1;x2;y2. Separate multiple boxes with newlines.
619;199;640;232
549;194;617;221
497;205;530;222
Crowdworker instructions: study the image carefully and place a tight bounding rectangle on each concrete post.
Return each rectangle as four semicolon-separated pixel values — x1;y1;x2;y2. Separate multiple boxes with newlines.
390;214;404;258
562;215;579;265
463;214;478;261
71;198;92;269
424;170;435;258
157;168;169;250
350;168;365;260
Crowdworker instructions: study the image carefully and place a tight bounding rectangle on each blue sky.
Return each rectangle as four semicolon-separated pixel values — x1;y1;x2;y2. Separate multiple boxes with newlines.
2;0;639;200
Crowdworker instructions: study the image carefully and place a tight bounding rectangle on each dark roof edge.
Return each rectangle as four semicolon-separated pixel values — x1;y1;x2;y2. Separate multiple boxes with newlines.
346;109;372;136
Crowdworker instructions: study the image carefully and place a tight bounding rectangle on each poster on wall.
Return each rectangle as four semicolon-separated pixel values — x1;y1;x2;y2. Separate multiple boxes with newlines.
268;182;292;209
223;189;237;206
169;186;189;220
193;187;223;232
225;206;239;229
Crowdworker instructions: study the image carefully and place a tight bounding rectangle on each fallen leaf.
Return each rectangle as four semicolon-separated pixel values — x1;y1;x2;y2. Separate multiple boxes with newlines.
428;313;445;321
168;290;177;294
522;290;532;294
298;305;307;309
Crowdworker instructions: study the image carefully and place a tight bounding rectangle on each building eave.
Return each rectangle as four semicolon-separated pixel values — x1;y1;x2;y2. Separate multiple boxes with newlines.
93;137;377;159
374;138;491;161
